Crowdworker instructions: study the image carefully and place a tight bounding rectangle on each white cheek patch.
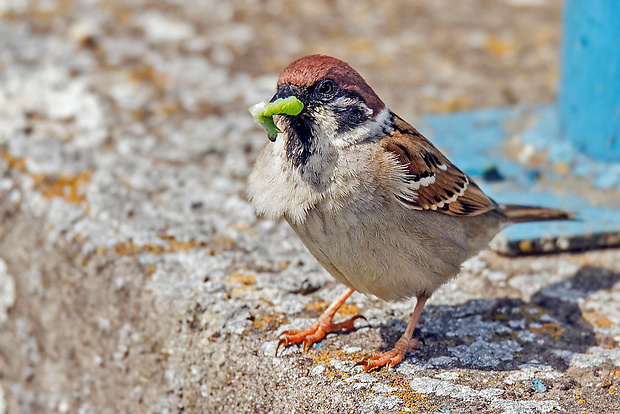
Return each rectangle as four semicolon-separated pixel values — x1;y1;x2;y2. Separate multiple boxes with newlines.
329;107;391;148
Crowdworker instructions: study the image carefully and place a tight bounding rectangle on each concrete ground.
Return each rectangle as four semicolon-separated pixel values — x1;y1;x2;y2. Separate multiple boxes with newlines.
1;0;619;413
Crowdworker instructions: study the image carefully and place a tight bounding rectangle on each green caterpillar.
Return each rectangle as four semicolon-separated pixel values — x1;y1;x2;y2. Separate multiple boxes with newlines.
249;96;304;142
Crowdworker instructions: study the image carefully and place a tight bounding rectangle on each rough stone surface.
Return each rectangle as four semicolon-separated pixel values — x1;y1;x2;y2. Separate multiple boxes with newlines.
1;1;619;413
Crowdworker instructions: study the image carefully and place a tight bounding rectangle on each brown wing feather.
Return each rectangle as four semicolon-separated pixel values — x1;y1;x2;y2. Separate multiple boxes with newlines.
382;115;496;217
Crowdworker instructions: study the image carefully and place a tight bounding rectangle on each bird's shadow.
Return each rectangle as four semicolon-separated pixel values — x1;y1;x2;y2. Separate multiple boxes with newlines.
375;265;619;371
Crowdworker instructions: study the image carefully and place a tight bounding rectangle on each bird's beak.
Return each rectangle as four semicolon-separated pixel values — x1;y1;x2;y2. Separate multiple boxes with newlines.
249;85;304;142
270;84;295;102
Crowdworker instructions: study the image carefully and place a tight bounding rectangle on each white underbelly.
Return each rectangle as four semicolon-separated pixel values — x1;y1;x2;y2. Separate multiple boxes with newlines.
289;206;466;302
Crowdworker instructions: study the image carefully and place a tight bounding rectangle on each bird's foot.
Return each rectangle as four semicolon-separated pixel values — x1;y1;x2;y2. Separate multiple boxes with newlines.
356;337;421;371
276;314;365;355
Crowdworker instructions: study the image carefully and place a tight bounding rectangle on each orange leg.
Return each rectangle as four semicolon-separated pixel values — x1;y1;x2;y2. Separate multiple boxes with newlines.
357;296;428;371
277;288;364;355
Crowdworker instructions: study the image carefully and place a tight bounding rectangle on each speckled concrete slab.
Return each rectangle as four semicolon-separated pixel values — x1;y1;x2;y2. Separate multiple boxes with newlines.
0;1;618;413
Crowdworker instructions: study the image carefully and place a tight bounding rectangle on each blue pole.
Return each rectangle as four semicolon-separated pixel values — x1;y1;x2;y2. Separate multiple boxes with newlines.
559;0;620;162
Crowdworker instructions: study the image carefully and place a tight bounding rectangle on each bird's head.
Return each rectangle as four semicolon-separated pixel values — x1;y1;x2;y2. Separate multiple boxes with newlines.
251;55;388;169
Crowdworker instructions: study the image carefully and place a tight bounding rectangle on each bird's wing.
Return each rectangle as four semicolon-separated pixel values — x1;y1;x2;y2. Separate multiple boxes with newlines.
381;114;496;216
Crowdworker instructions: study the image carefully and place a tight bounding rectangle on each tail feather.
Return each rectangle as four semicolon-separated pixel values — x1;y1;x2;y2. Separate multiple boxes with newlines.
499;204;574;224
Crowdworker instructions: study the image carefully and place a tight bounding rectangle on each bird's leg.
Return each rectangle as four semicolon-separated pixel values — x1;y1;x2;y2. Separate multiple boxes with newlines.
357;295;428;371
277;288;364;355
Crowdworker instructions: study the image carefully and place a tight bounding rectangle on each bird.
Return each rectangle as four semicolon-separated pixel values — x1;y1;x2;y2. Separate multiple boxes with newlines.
247;54;571;371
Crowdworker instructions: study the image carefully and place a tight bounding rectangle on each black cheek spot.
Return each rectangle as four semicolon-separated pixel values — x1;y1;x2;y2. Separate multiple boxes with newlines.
334;105;369;133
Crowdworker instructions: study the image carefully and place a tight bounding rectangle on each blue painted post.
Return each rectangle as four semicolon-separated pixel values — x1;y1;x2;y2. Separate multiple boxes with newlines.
559;0;620;162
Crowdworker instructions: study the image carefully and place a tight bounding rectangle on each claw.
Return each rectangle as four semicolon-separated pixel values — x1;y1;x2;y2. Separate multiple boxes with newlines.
275;338;285;356
274;313;365;356
272;289;361;357
354;337;422;371
353;357;370;369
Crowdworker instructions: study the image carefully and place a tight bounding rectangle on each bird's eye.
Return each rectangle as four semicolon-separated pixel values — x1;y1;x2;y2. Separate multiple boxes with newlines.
316;79;335;95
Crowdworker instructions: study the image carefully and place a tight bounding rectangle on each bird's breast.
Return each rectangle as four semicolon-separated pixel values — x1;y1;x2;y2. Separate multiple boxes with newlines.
291;200;466;302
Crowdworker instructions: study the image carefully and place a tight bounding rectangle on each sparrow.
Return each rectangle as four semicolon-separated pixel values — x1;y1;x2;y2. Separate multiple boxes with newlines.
248;55;571;370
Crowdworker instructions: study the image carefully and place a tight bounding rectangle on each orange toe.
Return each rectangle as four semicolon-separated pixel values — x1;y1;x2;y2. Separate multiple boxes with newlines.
357;337;421;371
276;314;364;355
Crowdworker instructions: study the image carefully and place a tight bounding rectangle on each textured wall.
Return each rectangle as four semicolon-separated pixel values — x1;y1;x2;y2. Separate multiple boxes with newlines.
1;1;619;413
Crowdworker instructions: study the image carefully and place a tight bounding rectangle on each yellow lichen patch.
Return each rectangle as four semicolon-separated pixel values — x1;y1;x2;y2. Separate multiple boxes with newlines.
1;152;28;172
128;65;170;97
530;323;566;341
225;272;256;287
306;301;329;313
143;244;165;255
306;301;360;319
33;171;91;204
336;304;360;319
157;234;208;252
111;239;141;256
582;311;614;328
1;0;71;21
573;389;587;405
485;34;515;59
104;236;210;258
225;272;257;297
128;65;168;85
2;152;91;205
603;369;620;395
1;152;91;208
310;348;367;368
378;372;429;413
252;311;286;331
309;347;431;412
97;0;133;24
308;349;432;412
154;100;183;117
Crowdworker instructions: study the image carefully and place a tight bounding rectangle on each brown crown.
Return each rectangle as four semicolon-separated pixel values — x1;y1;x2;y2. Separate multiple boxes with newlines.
277;55;385;115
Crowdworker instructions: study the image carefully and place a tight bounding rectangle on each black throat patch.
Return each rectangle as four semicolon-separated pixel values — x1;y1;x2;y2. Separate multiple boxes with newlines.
284;115;315;169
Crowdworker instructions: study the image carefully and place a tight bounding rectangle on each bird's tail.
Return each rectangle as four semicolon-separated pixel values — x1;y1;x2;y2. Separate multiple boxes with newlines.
499;204;574;224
